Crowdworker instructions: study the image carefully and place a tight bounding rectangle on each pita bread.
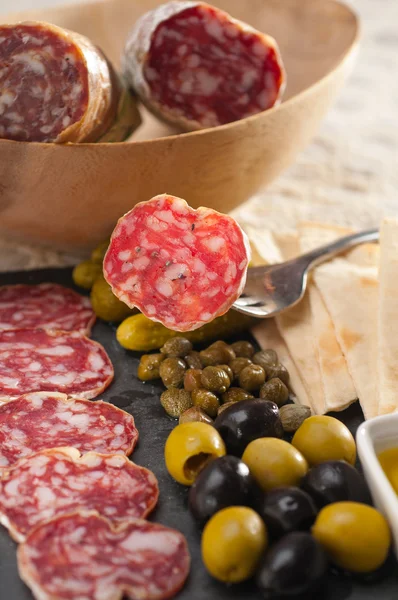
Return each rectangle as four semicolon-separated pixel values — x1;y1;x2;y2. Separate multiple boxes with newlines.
377;218;398;415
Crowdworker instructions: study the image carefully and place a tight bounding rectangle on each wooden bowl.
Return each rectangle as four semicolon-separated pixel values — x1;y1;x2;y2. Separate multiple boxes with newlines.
0;0;359;251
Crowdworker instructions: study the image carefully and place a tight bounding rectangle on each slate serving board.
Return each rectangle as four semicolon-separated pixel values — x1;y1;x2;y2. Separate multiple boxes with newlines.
0;267;397;600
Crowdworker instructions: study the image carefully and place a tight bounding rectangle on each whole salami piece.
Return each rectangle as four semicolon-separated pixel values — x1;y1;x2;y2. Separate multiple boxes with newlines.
0;21;141;143
122;1;285;130
0;283;95;334
0;392;138;468
103;194;251;331
0;328;113;401
18;512;190;600
0;447;158;542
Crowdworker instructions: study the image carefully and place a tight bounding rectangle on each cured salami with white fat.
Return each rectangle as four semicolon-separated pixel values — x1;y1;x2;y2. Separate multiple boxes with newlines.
122;1;285;130
0;328;113;401
103;194;251;331
0;447;158;542
0;283;95;334
0;21;140;143
0;392;138;468
18;512;190;600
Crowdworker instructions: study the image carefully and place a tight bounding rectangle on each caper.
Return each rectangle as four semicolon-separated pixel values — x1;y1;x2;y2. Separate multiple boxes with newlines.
192;389;220;418
200;341;236;366
280;404;311;433
218;364;233;382
184;369;203;392
184;351;203;369
239;364;266;392
179;406;213;425
160;389;192;418
259;377;289;406
267;362;290;385
137;353;165;381
218;402;235;415
253;349;278;372
230;357;253;379
221;387;254;404
201;366;230;394
230;341;255;358
159;357;186;388
160;337;193;358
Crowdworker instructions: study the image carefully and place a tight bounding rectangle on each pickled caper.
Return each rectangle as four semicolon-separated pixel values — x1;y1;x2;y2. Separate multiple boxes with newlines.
160;389;193;418
267;363;290;385
221;387;254;404
201;366;230;394
159;357;186;389
253;349;278;372
179;406;214;425
239;364;266;392
185;351;203;369
160;337;193;358
72;260;102;290
192;389;220;418
230;341;255;358
280;405;311;433
218;401;235;415
259;378;289;406
184;369;203;392
230;357;253;379
200;341;236;366
218;364;234;382
137;353;165;381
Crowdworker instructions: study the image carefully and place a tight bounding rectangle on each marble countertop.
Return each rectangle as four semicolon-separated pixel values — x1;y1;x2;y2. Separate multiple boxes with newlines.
1;0;397;271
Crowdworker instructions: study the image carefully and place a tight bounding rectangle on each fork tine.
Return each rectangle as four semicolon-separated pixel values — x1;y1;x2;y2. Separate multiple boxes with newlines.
233;295;263;307
233;304;272;317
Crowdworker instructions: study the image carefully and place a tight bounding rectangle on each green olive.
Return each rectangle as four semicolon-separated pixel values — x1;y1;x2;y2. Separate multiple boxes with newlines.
292;416;356;466
202;506;267;583
242;438;308;492
160;389;192;418
230;341;255;358
266;363;290;385
192;389;220;418
165;422;226;485
159;357;186;389
221;387;254;404
312;502;391;572
72;260;102;291
218;364;233;382
201;366;230;394
184;351;203;369
239;364;266;392
184;369;203;392
200;341;236;366
230;357;253;379
90;277;135;322
91;239;110;264
160;337;193;358
259;378;289;406
253;349;278;371
179;406;213;425
137;353;165;381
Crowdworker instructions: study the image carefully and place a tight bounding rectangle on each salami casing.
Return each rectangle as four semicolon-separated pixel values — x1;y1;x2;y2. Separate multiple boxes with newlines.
0;328;113;401
103;194;251;331
122;1;285;130
0;447;158;542
0;21;140;143
0;283;95;334
18;512;190;600
0;392;138;468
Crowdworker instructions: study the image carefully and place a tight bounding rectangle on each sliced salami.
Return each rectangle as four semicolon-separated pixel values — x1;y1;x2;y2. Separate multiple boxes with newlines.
103;194;251;331
122;1;285;130
0;21;140;143
0;328;113;401
0;283;95;334
0;447;158;542
0;392;138;468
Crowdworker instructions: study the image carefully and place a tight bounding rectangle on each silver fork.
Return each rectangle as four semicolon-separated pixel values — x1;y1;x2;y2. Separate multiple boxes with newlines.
233;229;379;318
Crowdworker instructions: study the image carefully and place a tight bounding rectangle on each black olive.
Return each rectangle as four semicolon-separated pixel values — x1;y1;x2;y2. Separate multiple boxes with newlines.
301;460;372;509
188;455;259;525
254;487;317;541
213;399;283;457
256;532;328;599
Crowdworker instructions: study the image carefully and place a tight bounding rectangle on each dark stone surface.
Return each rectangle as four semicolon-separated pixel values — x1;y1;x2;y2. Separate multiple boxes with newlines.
0;267;397;599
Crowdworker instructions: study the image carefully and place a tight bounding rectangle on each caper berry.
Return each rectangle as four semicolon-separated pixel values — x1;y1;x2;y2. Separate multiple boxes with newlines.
259;377;289;406
137;353;165;381
160;389;193;418
160;337;193;358
200;341;236;366
253;349;278;372
159;357;187;388
218;364;234;382
239;364;266;392
267;363;290;385
201;366;231;394
192;389;220;418
230;341;255;358
184;351;203;369
184;369;203;392
179;406;213;425
230;357;252;379
221;387;254;404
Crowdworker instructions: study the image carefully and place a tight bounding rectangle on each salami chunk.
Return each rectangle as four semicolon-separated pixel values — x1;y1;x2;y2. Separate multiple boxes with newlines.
18;512;190;600
103;194;251;331
0;392;138;468
0;448;158;542
122;1;285;130
0;283;95;334
0;21;140;143
0;328;113;401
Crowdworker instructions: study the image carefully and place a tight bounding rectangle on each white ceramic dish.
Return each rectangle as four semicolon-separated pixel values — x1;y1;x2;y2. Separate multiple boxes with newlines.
357;414;398;555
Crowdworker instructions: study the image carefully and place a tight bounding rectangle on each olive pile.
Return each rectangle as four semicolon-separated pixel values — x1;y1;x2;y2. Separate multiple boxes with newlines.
164;415;391;597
